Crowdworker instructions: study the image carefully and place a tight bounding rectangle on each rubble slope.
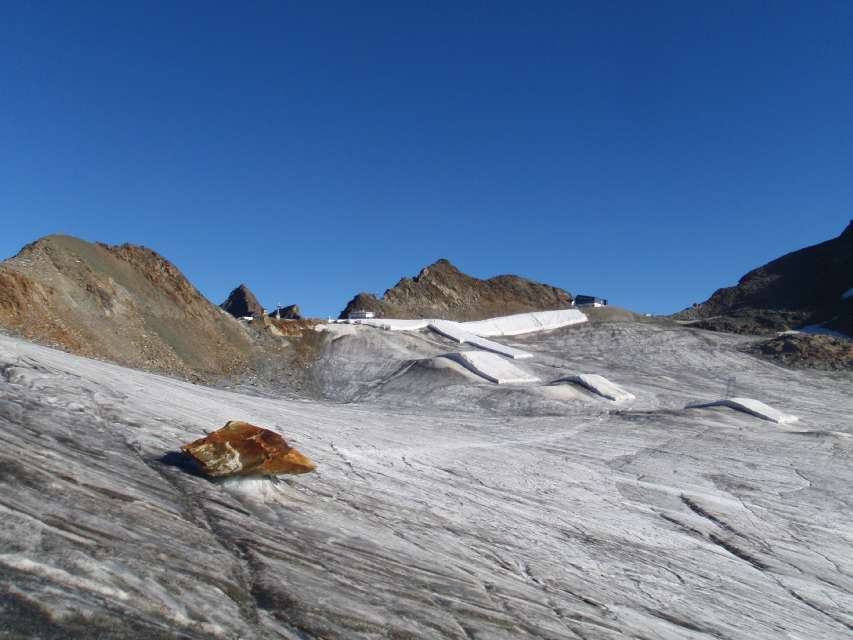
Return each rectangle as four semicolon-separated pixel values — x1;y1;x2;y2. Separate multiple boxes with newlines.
0;235;254;381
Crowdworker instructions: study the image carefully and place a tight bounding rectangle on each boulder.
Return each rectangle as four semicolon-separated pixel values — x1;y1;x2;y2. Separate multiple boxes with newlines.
181;421;316;476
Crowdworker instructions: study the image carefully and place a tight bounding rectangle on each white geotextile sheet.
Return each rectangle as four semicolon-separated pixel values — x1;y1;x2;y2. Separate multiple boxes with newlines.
686;397;798;424
444;351;539;384
462;309;587;337
556;373;635;402
464;335;533;360
428;321;533;359
344;319;431;331
339;309;586;359
341;309;587;337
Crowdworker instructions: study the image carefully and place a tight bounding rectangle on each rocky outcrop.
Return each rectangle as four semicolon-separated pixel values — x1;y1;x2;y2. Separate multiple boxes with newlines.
221;284;264;318
0;235;255;381
339;258;573;321
181;421;316;476
743;333;853;370
340;292;390;319
676;221;853;335
687;309;813;336
269;304;302;320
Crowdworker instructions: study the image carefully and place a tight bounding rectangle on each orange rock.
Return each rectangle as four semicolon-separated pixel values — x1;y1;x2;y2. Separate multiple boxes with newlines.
181;421;316;477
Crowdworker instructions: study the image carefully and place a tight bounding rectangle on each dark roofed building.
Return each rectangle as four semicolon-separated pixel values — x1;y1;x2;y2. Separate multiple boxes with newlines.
575;295;607;307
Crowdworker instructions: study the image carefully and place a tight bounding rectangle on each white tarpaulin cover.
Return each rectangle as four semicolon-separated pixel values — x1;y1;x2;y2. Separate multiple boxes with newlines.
686;397;799;424
555;373;635;402
428;320;533;359
340;309;587;337
442;351;539;384
461;309;588;337
338;310;587;358
344;319;431;331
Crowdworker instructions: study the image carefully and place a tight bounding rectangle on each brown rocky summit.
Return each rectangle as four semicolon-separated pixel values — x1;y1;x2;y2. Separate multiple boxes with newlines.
339;258;573;321
0;235;254;380
221;284;264;318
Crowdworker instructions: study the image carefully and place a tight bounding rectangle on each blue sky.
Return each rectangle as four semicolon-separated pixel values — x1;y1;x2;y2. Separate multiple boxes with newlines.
2;2;851;317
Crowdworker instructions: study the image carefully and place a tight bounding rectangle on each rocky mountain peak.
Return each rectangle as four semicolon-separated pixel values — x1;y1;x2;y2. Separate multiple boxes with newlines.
221;284;264;318
416;258;462;279
13;234;96;261
423;257;455;270
0;235;255;380
675;220;853;335
411;258;462;283
339;259;572;320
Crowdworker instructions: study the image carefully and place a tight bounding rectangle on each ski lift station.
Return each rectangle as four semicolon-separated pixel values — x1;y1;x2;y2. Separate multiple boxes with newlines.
348;310;376;320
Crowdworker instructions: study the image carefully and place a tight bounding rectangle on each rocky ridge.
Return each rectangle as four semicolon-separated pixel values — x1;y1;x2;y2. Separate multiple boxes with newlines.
743;333;853;370
0;235;259;381
676;220;853;336
339;258;573;321
269;303;302;320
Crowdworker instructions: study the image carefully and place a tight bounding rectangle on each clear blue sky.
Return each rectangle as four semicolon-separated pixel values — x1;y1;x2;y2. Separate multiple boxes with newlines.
2;2;851;317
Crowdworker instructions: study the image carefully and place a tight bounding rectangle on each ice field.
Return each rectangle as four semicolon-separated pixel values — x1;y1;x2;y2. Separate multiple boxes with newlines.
1;316;852;639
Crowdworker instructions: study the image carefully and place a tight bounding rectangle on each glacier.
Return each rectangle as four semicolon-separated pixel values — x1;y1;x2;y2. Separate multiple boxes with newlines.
1;317;852;639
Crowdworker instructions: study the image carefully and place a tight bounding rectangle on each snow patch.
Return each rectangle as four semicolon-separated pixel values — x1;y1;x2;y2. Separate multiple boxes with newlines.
686;397;799;424
218;476;285;503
